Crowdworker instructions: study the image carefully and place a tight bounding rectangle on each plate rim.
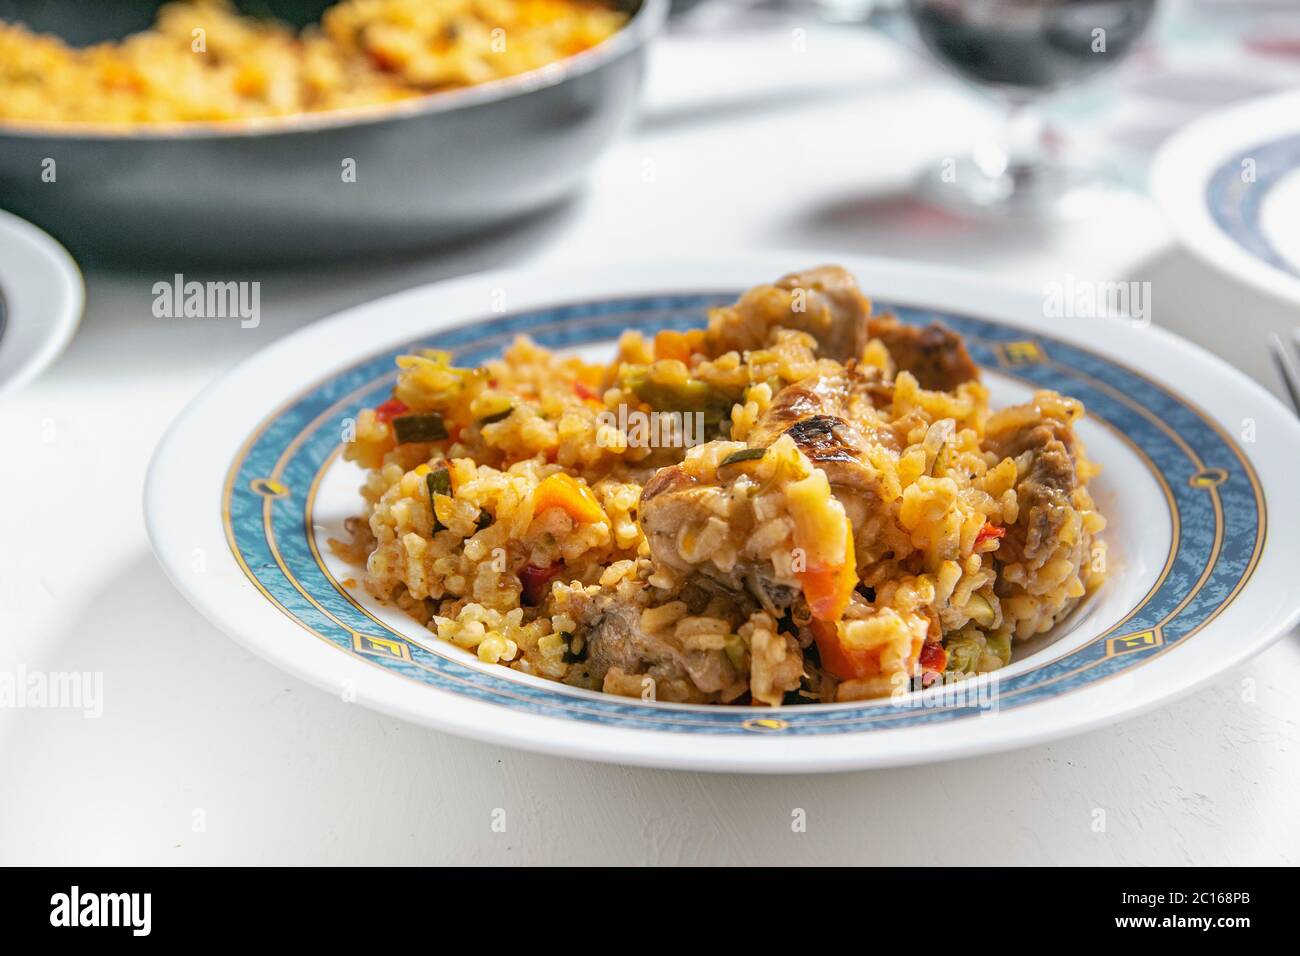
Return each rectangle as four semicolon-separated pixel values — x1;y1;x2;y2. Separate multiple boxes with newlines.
144;254;1300;772
0;208;84;395
1151;88;1300;308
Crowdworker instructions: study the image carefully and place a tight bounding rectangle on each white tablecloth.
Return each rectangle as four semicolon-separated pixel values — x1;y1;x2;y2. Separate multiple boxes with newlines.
2;8;1298;865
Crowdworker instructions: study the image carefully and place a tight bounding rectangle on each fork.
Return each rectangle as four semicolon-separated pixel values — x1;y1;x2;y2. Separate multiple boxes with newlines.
1267;331;1300;416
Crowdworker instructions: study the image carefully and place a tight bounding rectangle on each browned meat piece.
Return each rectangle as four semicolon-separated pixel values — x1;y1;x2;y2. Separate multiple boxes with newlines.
707;265;872;363
638;468;733;577
573;597;738;698
866;314;980;391
639;368;892;602
986;414;1078;569
747;368;897;452
640;461;698;509
987;415;1074;461
703;265;980;394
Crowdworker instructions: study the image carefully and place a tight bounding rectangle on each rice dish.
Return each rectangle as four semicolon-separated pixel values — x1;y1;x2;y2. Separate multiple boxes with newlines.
333;266;1107;705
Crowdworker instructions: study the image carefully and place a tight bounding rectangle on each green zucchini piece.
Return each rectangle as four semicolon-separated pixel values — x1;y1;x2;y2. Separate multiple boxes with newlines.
720;447;766;467
426;468;451;532
394;413;448;443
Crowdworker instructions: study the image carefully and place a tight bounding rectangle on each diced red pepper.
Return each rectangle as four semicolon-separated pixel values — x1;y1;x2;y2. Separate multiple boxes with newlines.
374;397;408;424
519;562;561;606
573;381;600;402
918;641;946;675
975;522;1006;547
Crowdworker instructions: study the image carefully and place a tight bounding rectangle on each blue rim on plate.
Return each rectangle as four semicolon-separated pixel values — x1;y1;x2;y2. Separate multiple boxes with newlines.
1206;131;1300;280
223;294;1264;736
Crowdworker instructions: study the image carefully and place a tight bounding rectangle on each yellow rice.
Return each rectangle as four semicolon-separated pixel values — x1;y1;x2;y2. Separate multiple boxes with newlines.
0;0;627;125
332;269;1107;705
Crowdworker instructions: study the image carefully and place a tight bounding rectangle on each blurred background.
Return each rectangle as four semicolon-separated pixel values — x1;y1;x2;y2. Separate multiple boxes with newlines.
2;0;1299;265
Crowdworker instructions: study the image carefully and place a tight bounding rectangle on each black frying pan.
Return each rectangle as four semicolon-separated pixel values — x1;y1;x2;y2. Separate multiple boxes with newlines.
0;0;666;262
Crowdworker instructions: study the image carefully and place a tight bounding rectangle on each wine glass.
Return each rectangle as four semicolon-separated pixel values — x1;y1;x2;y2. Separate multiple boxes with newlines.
906;0;1158;217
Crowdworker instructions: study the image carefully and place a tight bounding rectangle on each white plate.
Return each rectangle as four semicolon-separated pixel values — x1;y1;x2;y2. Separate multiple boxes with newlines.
144;257;1300;773
1152;89;1300;307
0;209;83;394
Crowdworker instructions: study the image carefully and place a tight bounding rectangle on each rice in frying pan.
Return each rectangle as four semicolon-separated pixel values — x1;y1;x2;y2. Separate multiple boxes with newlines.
0;0;627;124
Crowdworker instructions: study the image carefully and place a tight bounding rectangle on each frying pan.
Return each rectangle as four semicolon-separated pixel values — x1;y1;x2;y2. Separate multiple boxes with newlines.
0;0;666;262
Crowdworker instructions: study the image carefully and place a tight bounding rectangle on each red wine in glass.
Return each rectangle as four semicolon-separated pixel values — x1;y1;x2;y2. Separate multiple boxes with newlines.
906;0;1158;216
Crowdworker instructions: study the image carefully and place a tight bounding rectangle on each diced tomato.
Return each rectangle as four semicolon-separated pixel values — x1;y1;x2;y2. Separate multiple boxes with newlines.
975;522;1006;547
373;397;408;424
519;563;561;606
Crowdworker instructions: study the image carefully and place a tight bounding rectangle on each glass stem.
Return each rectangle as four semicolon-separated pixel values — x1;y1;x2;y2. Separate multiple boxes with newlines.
1003;101;1050;172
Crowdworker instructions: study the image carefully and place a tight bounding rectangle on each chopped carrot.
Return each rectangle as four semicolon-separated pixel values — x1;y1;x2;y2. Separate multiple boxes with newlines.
812;619;930;683
797;515;857;622
810;620;878;681
532;473;606;524
652;329;705;364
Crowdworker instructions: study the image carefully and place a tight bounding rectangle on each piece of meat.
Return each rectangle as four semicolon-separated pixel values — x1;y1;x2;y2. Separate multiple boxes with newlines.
638;464;738;575
703;265;980;394
746;369;898;457
866;314;980;391
576;597;736;697
639;368;891;604
707;265;872;363
986;414;1078;569
638;469;734;576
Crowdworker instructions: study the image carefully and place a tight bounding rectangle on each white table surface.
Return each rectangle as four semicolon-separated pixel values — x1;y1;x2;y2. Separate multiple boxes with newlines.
2;11;1298;866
